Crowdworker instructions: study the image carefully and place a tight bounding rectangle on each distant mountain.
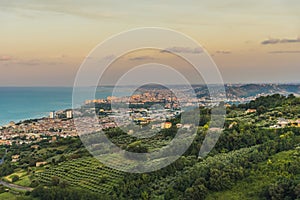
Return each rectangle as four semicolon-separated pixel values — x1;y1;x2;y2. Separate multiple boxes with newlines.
225;84;300;98
193;84;300;99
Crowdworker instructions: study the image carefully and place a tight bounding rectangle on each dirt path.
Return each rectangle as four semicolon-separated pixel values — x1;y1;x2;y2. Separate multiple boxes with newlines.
0;180;33;192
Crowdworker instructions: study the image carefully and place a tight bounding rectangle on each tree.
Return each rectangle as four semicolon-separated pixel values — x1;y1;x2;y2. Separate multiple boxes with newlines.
268;178;295;200
58;155;66;163
51;176;60;186
257;105;266;114
185;184;208;200
59;180;69;188
126;141;148;153
0;163;14;176
11;175;19;182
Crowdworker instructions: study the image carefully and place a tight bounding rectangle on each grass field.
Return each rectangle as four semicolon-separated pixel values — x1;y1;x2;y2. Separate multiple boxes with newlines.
0;192;17;200
14;176;31;187
3;169;32;187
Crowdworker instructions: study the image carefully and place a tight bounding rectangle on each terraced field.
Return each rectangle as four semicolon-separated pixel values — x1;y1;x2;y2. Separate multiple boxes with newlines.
35;157;124;194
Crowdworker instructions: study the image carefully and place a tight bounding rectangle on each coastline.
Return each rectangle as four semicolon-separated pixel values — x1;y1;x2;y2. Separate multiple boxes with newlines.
0;86;118;126
0;87;74;126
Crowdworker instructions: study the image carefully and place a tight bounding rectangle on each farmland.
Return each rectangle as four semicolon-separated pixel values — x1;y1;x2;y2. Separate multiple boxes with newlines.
35;157;124;194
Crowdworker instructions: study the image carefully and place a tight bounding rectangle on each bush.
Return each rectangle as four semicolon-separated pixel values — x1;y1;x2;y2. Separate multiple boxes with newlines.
11;175;19;182
30;179;39;188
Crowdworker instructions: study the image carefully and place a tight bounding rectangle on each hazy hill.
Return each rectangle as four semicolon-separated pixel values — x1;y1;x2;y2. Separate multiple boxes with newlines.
194;84;300;99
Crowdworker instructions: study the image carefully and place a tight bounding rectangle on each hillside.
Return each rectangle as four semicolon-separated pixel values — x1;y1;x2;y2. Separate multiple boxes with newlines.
206;149;300;200
194;84;300;99
0;94;299;199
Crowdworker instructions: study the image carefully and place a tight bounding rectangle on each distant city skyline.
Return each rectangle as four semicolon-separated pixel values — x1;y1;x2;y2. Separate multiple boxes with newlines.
0;0;300;86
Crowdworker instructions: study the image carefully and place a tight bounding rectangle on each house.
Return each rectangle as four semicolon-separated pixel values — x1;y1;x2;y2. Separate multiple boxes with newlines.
161;122;172;129
176;123;183;128
11;155;20;162
8;121;16;128
151;123;161;129
229;122;238;129
289;119;300;127
31;145;40;149
277;118;289;127
224;103;231;108
36;161;47;167
127;130;134;135
245;109;257;114
51;136;57;142
66;110;73;119
270;124;281;129
182;124;193;130
295;119;300;127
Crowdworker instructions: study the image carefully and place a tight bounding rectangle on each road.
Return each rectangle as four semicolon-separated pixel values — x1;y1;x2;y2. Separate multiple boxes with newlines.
0;149;33;192
0;180;33;192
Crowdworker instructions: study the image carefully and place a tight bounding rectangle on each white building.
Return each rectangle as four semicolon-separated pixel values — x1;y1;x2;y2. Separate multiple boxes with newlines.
49;111;55;119
66;110;73;119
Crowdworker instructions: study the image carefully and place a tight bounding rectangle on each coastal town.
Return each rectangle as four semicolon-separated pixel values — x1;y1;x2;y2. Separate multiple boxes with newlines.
0;111;76;146
1;87;299;147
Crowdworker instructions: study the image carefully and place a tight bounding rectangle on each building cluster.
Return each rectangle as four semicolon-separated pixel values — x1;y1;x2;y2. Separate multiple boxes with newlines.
0;116;77;146
0;87;256;146
75;89;198;135
75;107;183;134
84;88;200;109
84;86;272;110
270;118;300;129
49;109;73;119
0;88;223;144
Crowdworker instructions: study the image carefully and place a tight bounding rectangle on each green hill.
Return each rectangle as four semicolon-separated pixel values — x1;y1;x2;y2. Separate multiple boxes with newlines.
206;149;300;200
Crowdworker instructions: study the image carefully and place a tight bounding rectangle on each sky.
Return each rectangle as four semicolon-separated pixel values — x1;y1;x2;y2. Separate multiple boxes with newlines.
0;0;300;86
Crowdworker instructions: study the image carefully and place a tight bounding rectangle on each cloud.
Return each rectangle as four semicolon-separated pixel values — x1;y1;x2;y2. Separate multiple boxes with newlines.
16;59;41;66
261;37;300;45
0;1;119;20
11;58;63;66
268;50;300;54
161;47;203;54
0;57;60;67
129;56;154;61
0;55;12;61
216;50;231;54
261;38;280;45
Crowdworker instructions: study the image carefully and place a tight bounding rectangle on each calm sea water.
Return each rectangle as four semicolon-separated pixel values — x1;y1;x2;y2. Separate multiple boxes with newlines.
0;87;117;126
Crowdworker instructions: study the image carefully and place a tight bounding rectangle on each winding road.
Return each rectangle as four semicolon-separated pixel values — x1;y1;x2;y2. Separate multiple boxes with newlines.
0;180;33;192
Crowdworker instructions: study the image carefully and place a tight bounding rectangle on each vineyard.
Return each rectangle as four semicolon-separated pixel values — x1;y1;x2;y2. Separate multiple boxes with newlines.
35;157;124;194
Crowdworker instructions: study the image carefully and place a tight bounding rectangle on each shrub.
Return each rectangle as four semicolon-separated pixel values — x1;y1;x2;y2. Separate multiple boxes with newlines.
11;175;19;182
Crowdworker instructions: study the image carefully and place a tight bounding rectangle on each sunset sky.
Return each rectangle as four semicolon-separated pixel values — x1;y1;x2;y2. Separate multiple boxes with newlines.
0;0;300;86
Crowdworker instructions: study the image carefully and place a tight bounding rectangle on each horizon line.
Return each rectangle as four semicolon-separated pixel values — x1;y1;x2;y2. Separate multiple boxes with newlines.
1;82;300;87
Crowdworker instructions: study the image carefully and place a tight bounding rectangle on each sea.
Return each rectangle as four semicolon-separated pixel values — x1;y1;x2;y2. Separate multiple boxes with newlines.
0;87;119;126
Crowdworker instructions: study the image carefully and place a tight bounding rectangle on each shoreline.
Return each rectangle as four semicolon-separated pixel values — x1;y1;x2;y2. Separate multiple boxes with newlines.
0;111;65;127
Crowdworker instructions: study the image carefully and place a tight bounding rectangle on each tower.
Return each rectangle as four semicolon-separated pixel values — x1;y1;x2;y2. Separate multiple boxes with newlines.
49;111;55;119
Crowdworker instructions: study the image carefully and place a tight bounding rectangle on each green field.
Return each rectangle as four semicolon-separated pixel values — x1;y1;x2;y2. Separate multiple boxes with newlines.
35;157;124;194
0;192;17;200
14;176;31;187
